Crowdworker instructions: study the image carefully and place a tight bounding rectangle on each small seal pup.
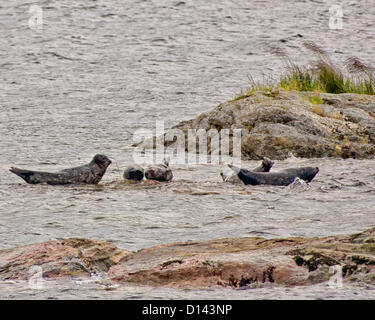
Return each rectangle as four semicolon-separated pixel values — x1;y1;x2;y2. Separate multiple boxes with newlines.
9;154;112;185
228;164;319;186
123;164;144;181
144;158;173;182
220;157;274;183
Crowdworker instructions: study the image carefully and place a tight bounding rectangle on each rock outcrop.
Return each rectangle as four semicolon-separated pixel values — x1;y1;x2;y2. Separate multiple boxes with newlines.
0;238;129;281
2;228;375;288
140;90;375;159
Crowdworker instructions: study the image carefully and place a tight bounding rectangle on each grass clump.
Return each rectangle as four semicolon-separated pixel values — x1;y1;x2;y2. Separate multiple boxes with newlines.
237;41;375;98
234;75;278;101
309;96;324;104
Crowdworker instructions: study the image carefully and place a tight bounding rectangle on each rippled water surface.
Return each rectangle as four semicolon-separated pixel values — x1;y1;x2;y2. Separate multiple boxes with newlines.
1;0;375;299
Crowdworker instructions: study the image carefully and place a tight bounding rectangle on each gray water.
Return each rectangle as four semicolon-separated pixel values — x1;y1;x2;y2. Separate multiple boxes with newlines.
1;0;375;299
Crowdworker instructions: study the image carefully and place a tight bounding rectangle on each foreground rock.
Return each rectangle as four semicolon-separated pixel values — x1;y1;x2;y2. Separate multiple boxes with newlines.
109;228;375;287
142;90;375;159
2;228;375;288
0;238;129;281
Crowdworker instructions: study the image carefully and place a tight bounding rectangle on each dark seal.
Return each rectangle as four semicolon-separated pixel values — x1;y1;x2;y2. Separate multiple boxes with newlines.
220;157;274;183
10;154;112;185
228;164;319;186
252;157;274;173
123;164;144;181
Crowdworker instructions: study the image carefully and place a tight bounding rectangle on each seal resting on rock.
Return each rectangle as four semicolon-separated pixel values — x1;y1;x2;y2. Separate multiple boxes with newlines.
145;159;173;182
228;164;319;186
9;154;111;185
123;164;144;181
220;157;274;183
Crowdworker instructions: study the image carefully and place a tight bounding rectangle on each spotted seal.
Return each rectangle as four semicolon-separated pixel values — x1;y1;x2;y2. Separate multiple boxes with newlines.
228;164;319;186
10;154;111;185
145;159;173;182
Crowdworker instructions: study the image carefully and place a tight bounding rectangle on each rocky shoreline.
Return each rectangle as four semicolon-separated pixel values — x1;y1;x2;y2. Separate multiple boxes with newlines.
1;227;375;289
138;90;375;160
3;91;375;290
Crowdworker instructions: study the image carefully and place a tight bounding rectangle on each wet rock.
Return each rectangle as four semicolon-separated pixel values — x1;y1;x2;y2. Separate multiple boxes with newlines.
108;227;375;288
109;227;375;288
0;238;130;281
108;237;309;287
2;228;375;289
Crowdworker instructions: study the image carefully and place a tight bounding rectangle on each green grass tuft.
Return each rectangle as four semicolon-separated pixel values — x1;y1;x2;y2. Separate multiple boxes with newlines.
236;42;375;99
309;96;324;104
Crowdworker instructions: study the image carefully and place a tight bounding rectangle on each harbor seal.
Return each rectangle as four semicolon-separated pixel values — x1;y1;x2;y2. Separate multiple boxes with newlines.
228;164;319;186
9;154;111;185
145;159;173;182
252;157;274;173
123;164;144;181
220;157;274;183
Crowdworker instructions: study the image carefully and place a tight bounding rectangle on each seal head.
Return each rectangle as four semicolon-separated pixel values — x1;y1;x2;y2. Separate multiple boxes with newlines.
123;164;144;181
91;154;112;169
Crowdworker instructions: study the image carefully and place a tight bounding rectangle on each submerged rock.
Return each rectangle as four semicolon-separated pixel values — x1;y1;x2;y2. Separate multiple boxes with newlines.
2;228;375;288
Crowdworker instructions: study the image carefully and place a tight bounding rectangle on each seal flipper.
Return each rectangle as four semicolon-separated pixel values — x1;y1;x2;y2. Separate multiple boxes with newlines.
261;157;274;172
9;167;37;184
9;167;63;184
252;157;274;173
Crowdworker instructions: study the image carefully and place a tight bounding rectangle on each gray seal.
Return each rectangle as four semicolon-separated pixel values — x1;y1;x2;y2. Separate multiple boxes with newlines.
145;159;173;182
9;154;111;185
228;164;319;186
123;164;144;181
220;157;274;183
252;157;274;173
